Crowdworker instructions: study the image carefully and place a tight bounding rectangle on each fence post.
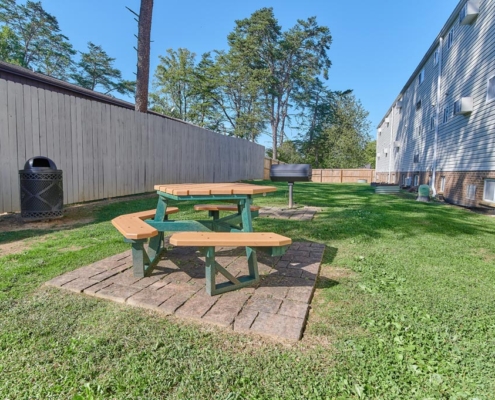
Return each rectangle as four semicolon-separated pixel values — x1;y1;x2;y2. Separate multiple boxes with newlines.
340;169;343;183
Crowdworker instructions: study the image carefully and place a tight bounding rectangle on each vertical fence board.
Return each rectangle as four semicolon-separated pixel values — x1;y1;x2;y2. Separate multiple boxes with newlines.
38;88;47;158
7;82;22;211
58;93;69;205
22;85;33;161
0;79;8;211
75;97;84;201
69;96;78;204
0;86;266;213
6;82;18;210
15;83;25;181
96;102;105;199
30;86;40;157
62;94;73;205
105;104;116;198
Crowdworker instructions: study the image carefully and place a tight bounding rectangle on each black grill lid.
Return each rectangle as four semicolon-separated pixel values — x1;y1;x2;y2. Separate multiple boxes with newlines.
269;164;312;182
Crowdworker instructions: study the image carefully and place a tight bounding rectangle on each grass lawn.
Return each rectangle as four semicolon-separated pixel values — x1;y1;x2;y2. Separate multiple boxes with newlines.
1;181;495;399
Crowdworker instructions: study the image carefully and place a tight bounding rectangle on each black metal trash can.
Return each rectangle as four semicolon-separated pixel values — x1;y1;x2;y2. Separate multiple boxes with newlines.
19;156;63;220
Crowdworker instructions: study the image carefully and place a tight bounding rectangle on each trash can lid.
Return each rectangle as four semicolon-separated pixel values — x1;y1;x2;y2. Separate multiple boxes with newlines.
23;156;57;170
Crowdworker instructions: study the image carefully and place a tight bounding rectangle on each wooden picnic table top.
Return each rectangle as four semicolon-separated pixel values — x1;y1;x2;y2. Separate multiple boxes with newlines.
153;182;277;196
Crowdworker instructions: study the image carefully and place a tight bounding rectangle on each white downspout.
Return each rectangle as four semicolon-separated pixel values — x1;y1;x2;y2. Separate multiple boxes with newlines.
387;106;395;183
431;37;443;196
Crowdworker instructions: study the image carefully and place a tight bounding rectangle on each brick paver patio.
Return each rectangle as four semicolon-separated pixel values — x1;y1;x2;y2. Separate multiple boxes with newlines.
258;206;320;221
46;239;324;341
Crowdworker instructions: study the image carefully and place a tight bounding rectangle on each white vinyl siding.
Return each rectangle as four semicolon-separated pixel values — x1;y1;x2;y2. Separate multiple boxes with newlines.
378;0;495;179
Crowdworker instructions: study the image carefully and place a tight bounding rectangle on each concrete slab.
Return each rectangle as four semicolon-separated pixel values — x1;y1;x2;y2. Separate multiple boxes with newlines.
258;206;320;221
47;241;324;341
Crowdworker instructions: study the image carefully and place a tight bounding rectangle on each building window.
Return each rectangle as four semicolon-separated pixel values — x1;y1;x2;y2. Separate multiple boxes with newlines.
413;154;419;163
418;69;425;85
487;76;495;103
443;106;449;123
430;115;435;130
483;179;495;202
440;176;446;192
414;175;420;186
416;124;422;137
467;184;477;200
416;99;422;110
447;28;454;49
433;49;439;66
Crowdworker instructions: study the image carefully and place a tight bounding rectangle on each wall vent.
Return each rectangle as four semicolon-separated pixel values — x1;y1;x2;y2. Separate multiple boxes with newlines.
460;0;480;25
454;97;473;115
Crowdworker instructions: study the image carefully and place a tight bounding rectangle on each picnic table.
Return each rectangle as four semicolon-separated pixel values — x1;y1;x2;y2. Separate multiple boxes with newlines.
112;183;292;295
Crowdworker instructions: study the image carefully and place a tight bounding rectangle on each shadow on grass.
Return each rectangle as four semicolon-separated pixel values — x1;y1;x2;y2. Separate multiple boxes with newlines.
1;181;493;247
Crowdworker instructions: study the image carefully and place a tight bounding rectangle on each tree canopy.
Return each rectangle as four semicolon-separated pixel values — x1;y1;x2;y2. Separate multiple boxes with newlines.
71;42;135;96
0;0;134;95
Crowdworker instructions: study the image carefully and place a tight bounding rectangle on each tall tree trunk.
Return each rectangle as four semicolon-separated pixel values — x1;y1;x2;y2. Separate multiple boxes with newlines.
272;123;278;160
135;0;153;112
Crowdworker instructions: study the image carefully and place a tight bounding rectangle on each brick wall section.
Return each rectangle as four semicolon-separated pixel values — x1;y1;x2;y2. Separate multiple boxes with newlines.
434;171;495;208
380;170;495;209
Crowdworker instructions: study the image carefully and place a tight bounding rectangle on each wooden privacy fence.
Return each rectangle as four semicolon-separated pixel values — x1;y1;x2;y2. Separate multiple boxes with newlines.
311;169;375;183
263;157;285;180
0;78;265;213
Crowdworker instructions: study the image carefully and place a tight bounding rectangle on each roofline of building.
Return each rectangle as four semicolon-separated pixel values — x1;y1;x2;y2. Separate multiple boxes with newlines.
377;0;466;128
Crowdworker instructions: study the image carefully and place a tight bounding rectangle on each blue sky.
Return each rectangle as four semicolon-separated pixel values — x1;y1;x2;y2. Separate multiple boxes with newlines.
40;0;459;148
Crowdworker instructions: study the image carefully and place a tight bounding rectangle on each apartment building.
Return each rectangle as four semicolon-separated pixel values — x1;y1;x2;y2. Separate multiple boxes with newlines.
376;0;495;209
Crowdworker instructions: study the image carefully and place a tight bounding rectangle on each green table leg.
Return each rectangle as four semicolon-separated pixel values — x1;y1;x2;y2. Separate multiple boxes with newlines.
202;246;259;295
241;197;259;282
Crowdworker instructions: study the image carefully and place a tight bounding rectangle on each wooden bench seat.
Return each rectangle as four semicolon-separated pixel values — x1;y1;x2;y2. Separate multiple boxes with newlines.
111;207;179;240
169;232;290;247
169;231;292;295
193;204;261;212
194;204;261;221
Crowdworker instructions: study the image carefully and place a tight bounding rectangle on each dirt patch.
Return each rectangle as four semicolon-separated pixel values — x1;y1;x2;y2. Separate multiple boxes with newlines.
476;248;495;263
0;239;33;256
0;213;96;232
320;265;356;281
0;193;156;233
58;245;87;253
0;193;156;257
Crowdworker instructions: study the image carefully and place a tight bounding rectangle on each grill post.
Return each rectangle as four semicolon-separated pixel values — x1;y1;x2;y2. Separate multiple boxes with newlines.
288;182;294;208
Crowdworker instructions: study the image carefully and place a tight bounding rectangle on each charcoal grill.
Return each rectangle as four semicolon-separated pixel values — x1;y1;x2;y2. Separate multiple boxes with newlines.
269;164;312;208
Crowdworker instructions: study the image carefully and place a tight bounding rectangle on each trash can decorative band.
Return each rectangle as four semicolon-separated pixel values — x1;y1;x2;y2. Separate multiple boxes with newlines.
19;156;63;220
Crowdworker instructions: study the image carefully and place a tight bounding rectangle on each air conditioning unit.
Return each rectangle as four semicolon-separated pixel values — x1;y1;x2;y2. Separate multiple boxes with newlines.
396;101;403;109
454;97;473;115
377;153;381;158
459;0;480;25
384;148;389;154
385;117;390;124
394;141;401;148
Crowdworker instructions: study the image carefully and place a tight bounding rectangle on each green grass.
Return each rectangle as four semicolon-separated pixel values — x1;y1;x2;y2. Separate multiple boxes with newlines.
1;182;495;398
